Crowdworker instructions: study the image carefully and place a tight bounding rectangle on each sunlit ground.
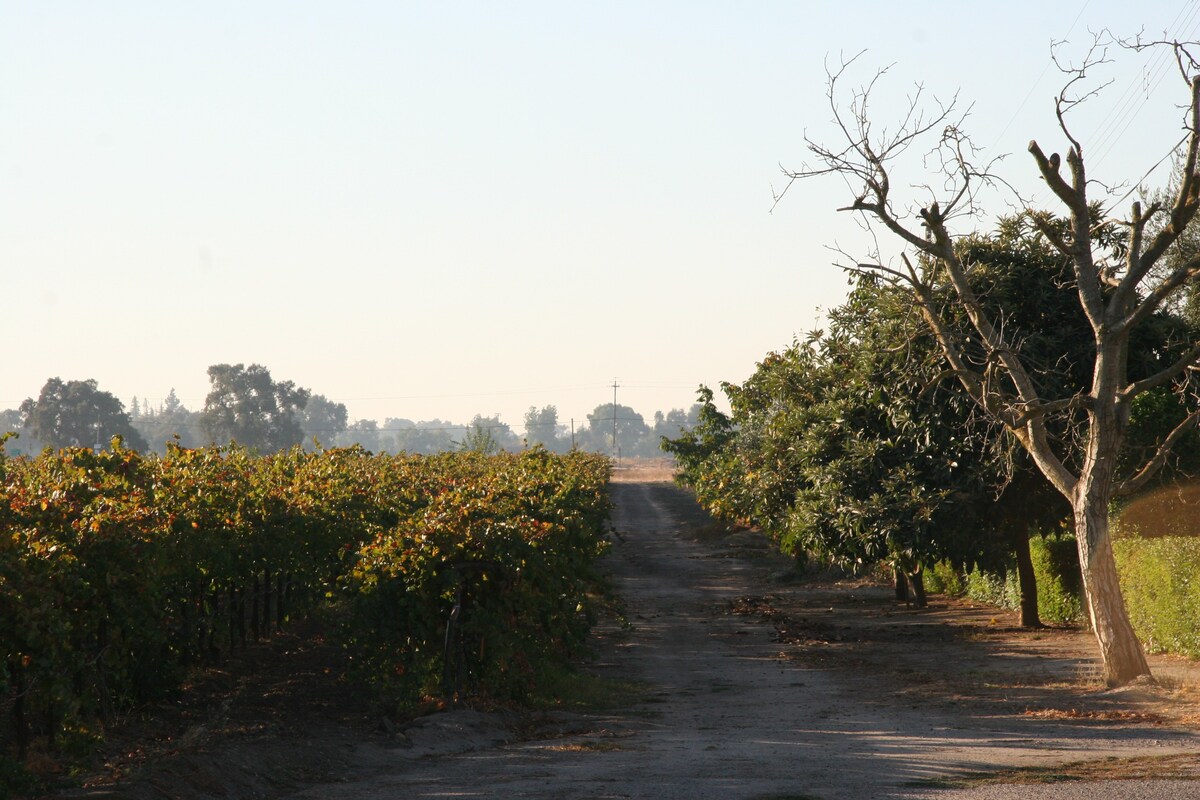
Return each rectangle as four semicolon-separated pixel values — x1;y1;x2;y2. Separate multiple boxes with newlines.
609;458;678;484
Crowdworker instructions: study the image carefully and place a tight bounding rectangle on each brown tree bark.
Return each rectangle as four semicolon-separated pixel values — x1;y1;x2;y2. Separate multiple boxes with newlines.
893;566;908;602
908;568;927;608
1011;527;1042;628
1074;486;1150;686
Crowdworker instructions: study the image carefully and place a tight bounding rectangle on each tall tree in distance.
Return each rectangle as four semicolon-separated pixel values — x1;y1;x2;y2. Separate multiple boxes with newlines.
300;394;349;448
201;363;310;452
19;377;148;451
458;414;519;454
340;418;383;452
785;41;1200;685
133;388;205;452
581;403;650;455
523;405;565;451
0;407;40;454
653;406;702;441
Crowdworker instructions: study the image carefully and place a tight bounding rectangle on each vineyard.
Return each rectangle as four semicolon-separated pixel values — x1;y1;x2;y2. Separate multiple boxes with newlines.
0;441;611;782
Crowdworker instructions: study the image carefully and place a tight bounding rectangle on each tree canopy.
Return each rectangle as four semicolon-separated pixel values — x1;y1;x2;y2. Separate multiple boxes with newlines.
782;41;1200;685
300;394;349;449
19;378;147;452
666;258;1073;614
201;364;310;452
131;389;204;453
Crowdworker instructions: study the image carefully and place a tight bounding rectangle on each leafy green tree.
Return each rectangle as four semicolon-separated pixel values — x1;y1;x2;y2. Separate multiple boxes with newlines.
201;364;310;451
661;386;753;522
724;285;1001;606
19;378;147;451
668;224;1118;621
787;44;1200;684
300;394;349;448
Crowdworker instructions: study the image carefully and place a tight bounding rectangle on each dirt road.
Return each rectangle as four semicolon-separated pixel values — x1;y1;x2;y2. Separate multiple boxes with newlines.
279;480;1200;800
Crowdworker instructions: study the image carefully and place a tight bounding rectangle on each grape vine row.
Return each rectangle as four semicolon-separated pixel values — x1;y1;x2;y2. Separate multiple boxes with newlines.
0;441;611;763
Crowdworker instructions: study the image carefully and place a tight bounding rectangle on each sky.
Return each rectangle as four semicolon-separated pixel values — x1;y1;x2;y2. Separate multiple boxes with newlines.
3;1;1199;434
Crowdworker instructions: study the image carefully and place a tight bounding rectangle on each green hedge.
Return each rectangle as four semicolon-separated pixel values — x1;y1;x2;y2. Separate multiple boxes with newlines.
939;528;1200;655
1113;536;1200;657
930;532;1084;625
1031;534;1084;624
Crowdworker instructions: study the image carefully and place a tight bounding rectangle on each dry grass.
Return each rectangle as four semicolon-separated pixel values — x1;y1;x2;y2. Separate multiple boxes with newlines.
609;458;677;483
543;740;627;753
917;752;1200;788
1021;707;1168;724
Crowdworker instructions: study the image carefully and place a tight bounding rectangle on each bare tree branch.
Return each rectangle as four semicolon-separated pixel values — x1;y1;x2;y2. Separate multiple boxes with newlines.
1116;407;1200;496
1121;340;1200;400
1113;74;1200;314
1010;392;1094;427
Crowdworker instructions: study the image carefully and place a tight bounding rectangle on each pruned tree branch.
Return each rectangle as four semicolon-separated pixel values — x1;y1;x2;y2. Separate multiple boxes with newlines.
1112;72;1200;318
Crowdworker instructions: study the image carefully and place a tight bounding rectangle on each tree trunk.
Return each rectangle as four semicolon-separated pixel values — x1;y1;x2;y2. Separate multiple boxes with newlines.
1012;527;1042;628
908;568;927;608
1074;490;1150;686
893;566;908;602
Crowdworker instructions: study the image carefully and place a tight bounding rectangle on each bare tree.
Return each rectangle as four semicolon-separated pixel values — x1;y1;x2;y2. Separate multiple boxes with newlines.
784;42;1200;687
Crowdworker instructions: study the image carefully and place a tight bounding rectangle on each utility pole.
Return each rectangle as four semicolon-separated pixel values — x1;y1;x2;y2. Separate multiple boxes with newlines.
611;379;619;467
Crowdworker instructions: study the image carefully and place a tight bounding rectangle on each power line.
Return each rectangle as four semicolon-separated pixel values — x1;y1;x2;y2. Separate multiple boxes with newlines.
987;0;1093;153
1088;0;1200;172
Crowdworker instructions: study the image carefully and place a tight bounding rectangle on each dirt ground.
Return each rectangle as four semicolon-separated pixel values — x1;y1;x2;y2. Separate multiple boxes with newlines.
40;473;1200;799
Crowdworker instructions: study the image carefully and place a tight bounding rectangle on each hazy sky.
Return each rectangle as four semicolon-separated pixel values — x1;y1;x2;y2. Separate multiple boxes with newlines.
3;2;1197;432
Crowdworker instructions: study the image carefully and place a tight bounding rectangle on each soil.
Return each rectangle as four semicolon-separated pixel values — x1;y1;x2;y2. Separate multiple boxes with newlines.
35;473;1200;799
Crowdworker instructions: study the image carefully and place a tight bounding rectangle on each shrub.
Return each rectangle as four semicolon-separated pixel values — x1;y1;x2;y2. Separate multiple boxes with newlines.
1114;536;1200;657
923;560;965;596
1030;533;1083;625
952;531;1083;625
964;565;1020;610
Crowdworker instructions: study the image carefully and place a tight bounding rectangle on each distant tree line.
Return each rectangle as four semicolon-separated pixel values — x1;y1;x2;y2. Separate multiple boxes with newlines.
1;364;700;457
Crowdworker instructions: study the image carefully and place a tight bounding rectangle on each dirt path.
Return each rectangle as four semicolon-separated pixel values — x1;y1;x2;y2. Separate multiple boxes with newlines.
276;481;1200;800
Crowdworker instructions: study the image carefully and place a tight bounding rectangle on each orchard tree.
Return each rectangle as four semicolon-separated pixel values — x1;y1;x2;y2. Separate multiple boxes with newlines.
660;387;745;518
19;378;147;451
785;41;1200;685
670;274;1061;616
201;363;310;452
